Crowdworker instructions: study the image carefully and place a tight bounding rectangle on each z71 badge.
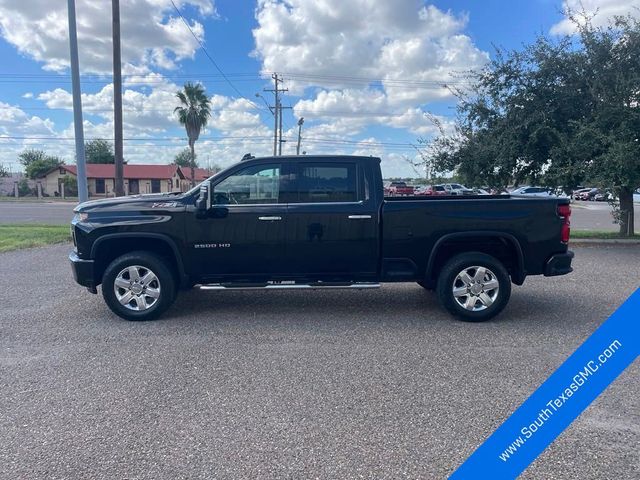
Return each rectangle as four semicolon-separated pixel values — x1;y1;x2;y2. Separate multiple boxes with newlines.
151;202;178;208
194;243;231;249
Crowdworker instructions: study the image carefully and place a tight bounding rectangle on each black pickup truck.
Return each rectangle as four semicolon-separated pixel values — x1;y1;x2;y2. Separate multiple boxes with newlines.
70;155;573;322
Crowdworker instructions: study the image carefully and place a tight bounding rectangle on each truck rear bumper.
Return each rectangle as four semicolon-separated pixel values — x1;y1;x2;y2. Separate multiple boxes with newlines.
69;251;97;293
544;250;574;276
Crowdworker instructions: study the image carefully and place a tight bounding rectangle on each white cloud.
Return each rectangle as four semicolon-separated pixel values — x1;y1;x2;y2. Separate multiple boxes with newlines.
382;153;424;179
0;101;56;137
31;76;272;168
293;89;448;136
0;102;63;169
0;0;217;74
551;0;640;34
253;0;488;104
0;0;480;177
37;77;268;137
208;96;265;134
252;0;486;168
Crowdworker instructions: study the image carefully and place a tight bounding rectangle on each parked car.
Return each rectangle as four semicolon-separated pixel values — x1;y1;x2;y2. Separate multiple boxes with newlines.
571;188;592;200
511;186;552;197
593;191;613;202
387;181;414;196
416;184;447;196
443;183;475;195
70;155;574;323
473;188;491;195
577;188;602;201
634;188;640;203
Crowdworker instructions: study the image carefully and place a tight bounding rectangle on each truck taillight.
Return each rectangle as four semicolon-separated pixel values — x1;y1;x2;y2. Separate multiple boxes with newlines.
558;204;571;243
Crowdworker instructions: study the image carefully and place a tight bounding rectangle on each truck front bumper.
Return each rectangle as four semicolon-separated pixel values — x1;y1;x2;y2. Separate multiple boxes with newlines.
69;251;97;293
544;250;574;276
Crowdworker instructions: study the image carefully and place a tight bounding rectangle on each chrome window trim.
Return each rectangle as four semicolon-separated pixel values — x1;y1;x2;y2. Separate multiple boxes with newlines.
217;200;365;207
289;200;365;206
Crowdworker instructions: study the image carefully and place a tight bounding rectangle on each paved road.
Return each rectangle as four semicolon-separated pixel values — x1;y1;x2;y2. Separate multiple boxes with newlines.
571;201;640;232
1;244;638;479
1;200;639;232
0;201;76;224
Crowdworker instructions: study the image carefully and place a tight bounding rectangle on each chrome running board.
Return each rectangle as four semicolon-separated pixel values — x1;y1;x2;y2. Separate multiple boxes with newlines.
197;281;380;290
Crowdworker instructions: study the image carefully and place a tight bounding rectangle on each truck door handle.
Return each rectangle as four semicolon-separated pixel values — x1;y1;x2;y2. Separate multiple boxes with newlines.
258;216;282;221
348;215;372;219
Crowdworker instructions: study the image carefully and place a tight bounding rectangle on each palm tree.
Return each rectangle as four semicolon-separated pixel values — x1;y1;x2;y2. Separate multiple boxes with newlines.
174;82;211;187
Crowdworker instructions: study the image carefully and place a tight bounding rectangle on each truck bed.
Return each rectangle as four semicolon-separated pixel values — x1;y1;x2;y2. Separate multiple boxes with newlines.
380;195;569;281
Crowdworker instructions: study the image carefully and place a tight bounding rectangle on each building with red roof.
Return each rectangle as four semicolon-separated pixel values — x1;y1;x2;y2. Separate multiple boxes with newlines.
39;164;216;198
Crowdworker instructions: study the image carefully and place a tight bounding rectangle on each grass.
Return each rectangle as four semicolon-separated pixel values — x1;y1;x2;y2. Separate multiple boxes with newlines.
572;230;639;239
0;224;71;252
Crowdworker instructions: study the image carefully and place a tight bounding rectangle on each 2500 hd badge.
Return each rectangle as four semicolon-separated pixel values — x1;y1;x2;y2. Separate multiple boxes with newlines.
194;243;231;249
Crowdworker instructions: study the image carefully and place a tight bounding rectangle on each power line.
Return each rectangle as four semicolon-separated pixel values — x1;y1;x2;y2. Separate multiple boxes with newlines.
168;0;266;113
0;135;273;141
0;133;417;145
11;106;451;118
0;71;473;86
0;136;420;151
0;134;418;145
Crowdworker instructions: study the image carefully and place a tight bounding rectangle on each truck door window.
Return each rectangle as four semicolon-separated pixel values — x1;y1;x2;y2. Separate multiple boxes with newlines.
297;163;358;203
213;164;281;205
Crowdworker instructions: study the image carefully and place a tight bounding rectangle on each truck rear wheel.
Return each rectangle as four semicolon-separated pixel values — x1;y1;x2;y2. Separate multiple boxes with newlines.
102;251;176;321
436;252;511;322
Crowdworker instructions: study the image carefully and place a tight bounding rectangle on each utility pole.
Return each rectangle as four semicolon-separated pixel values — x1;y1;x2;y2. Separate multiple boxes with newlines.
112;0;124;196
264;73;290;156
296;117;304;155
278;97;284;156
67;0;88;203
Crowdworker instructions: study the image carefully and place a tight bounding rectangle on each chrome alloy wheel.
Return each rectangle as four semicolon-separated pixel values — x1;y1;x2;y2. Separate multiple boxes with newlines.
113;265;161;311
452;266;500;312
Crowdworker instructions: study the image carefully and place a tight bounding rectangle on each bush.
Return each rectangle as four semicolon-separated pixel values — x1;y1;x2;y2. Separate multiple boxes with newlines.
17;179;33;197
61;176;78;197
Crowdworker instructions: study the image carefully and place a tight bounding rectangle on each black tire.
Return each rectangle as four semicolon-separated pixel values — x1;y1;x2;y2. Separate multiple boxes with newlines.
436;252;511;322
102;251;176;321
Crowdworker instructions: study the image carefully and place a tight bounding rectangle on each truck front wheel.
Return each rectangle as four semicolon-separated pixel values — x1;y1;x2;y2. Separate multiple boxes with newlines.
102;251;176;321
436;253;511;322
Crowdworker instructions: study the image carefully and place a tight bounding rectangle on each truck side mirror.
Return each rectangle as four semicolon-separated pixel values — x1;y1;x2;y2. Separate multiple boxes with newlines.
196;181;210;212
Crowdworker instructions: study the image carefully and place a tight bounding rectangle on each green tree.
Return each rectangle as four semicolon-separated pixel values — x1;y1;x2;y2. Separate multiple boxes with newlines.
61;176;78;197
85;139;115;164
173;147;198;168
174;82;211;187
17;178;32;196
18;149;64;179
0;164;8;177
428;14;640;236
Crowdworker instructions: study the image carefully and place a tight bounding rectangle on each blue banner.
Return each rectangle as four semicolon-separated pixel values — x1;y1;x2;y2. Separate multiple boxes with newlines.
450;288;640;479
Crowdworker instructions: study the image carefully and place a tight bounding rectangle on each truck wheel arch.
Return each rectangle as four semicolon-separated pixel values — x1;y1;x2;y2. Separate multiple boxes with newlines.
425;231;526;286
90;233;188;288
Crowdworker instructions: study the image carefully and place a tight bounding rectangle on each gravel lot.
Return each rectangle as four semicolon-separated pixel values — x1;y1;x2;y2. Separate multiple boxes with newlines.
1;244;638;479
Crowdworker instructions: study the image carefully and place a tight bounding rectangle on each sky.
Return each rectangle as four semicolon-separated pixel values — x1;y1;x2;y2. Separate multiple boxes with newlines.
0;0;638;178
